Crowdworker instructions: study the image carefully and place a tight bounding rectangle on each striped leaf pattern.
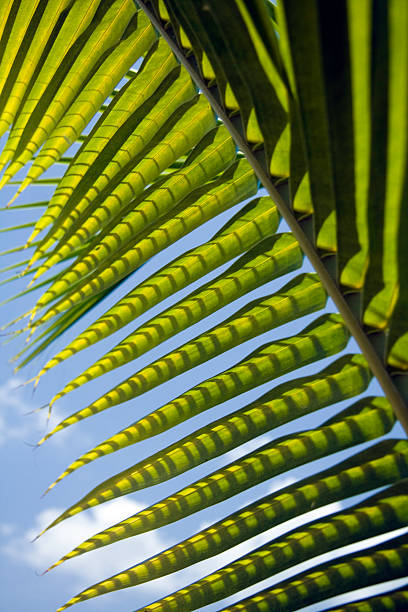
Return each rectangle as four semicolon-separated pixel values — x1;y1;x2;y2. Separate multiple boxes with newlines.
39;313;349;442
25;36;179;245
31;158;256;329
35;233;302;376
49;273;324;404
30;124;236;282
216;535;408;612
1;0;138;182
49;438;408;568
60;483;408;610
45;353;370;491
18;10;157;189
326;588;408;611
41;395;395;534
0;2;407;611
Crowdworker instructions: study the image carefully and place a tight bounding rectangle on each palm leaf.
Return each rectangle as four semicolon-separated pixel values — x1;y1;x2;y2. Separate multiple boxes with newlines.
35;232;302;375
214;534;408;612
58;483;408;609
49;437;408;567
39;312;349;442
1;1;408;611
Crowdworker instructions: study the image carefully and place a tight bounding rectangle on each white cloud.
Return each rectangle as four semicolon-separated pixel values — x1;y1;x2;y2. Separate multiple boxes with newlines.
0;377;89;447
0;522;15;537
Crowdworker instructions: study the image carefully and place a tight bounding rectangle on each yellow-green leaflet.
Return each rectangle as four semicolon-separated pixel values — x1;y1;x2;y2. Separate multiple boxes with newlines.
57;484;408;610
1;0;137;183
37;234;302;377
36;125;236;285
37;179;266;320
26;37;179;244
50;436;406;570
29;70;200;277
45;353;369;492
19;10;156;186
0;0;102;165
41;396;394;536
0;1;13;49
32;157;254;324
0;0;72;136
27;89;212;272
41;194;279;390
49;273;324;406
0;0;42;139
14;294;105;372
38;313;348;444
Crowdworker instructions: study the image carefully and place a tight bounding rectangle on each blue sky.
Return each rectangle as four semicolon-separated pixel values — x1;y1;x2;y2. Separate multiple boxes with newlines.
1;135;407;612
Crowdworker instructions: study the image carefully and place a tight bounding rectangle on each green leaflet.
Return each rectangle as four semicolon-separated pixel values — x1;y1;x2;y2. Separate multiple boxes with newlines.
14;294;106;371
0;1;14;51
32;122;234;282
28;71;198;278
29;92;216;290
32;157;254;324
59;483;408;610
47;196;283;400
19;10;156;187
30;64;198;272
340;0;371;289
280;1;338;253
42;395;394;540
49;437;408;571
0;222;36;234
26;37;179;244
0;201;48;212
36;233;302;377
218;534;408;612
165;1;288;159
0;0;43;140
1;0;137;183
39;313;348;443
0;0;102;167
0;0;72;136
49;125;235;279
326;587;408;611
53;270;323;398
363;0;408;330
45;353;370;492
